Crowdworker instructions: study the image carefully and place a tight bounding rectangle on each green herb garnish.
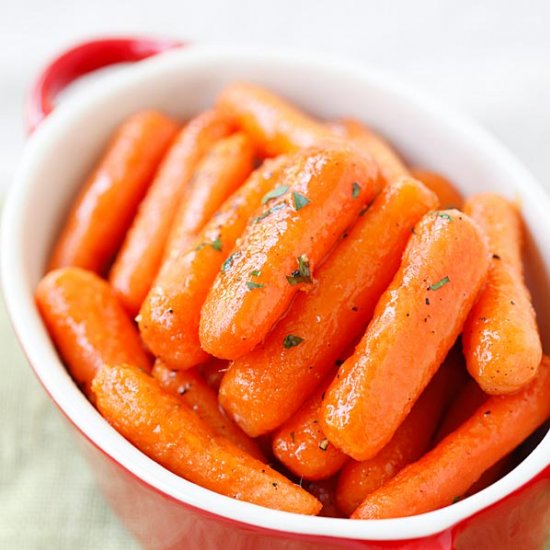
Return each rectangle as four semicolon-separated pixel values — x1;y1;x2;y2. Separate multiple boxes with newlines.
286;255;312;285
283;334;304;348
250;270;261;277
292;192;311;211
221;251;240;273
318;439;329;451
196;237;222;252
438;212;453;221
246;281;264;290
352;182;361;199
429;276;450;291
254;202;286;223
261;185;289;204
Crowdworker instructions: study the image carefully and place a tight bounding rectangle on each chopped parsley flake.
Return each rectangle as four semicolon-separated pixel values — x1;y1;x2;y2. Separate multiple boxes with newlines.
292;191;311;211
438;212;453;221
253;202;286;223
352;182;361;199
261;185;289;204
286;255;312;285
250;270;261;277
283;334;304;349
196;237;222;252
429;276;450;291
246;281;264;290
221;252;240;273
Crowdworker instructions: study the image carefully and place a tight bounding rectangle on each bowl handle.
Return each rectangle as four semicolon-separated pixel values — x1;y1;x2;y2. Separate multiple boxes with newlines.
25;36;185;134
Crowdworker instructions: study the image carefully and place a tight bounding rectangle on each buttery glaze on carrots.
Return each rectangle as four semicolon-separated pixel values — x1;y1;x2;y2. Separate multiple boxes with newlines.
38;81;548;519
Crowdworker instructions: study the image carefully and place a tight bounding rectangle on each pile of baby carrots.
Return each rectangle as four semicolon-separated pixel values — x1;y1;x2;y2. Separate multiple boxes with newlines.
36;82;549;519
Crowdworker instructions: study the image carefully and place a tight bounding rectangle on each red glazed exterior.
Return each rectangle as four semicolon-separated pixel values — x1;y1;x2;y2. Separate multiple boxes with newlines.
12;37;550;549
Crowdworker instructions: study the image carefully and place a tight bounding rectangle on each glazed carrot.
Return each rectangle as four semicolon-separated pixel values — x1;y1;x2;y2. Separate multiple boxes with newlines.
49;111;179;274
35;267;151;398
462;193;542;394
199;358;230;391
151;360;264;460
332;119;409;184
219;177;437;436
351;355;550;519
163;132;255;263
139;155;293;370
272;372;348;481
93;364;321;515
216;82;332;156
410;168;463;209
336;354;465;516
200;142;382;359
109;110;234;316
304;478;345;518
321;209;490;461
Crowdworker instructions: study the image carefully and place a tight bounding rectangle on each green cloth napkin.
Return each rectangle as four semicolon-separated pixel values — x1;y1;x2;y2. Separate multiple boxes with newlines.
0;253;138;547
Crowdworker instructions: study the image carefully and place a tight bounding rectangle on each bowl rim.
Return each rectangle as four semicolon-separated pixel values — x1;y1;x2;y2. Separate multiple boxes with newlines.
2;44;550;542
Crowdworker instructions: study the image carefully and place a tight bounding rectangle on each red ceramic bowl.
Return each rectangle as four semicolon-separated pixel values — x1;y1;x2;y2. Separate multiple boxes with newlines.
2;38;550;549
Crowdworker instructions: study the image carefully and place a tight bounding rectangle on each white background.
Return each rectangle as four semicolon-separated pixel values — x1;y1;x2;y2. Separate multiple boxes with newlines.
1;0;550;194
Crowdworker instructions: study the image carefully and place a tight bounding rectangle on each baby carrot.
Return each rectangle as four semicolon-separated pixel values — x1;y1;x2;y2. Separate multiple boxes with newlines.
410;168;463;209
332;119;409;184
351;355;550;519
139;155;292;370
163;132;255;263
272;372;348;481
93;364;321;515
49;111;179;274
200;142;382;359
109;110;234;316
321;209;490;461
462;193;542;394
35;267;151;398
219;177;437;436
216;82;332;156
335;353;464;516
152;360;263;460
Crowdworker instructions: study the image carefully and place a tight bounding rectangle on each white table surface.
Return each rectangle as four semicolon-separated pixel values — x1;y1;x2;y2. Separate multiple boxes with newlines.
1;1;549;548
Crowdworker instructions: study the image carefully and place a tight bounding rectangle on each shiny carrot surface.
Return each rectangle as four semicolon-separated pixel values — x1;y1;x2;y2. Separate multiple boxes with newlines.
50;111;178;274
410;168;463;209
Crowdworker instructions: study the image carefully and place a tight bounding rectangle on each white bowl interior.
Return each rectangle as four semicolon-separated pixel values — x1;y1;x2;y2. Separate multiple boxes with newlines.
2;45;549;541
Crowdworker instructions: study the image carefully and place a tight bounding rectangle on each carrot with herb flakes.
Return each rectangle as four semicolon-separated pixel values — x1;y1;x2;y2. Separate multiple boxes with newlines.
152;360;264;460
139;155;293;370
93;364;321;515
200;142;382;360
109;110;234;316
331;119;409;184
321;209;490;461
219;177;437;436
352;355;550;519
462;193;542;394
163;132;255;263
272;372;348;481
35;268;151;398
49;111;179;274
410;168;463;209
216;82;332;157
336;353;465;516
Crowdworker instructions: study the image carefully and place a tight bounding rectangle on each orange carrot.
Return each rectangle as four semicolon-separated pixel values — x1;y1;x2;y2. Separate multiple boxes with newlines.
410;168;463;209
216;82;332;156
139;155;292;370
199;358;230;392
151;360;263;460
163;132;255;263
336;353;465;516
200;142;382;359
93;364;321;515
35;267;151;398
49;111;178;274
462;193;542;394
321;209;490;461
109;110;234;316
351;355;550;519
219;177;437;436
332;119;409;184
272;372;348;481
